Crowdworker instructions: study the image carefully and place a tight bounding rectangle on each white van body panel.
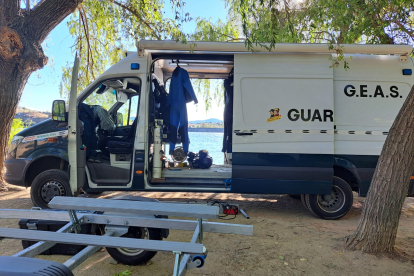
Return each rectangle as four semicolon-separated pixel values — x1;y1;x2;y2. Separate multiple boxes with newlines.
333;55;414;156
233;54;334;154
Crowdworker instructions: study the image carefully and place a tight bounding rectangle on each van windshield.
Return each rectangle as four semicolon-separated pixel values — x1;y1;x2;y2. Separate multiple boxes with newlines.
84;85;118;111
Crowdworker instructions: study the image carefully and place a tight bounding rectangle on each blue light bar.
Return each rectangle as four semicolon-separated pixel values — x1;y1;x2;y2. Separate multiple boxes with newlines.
131;63;140;70
402;69;412;75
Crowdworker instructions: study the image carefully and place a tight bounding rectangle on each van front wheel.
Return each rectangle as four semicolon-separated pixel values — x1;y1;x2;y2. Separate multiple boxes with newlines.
305;176;353;220
30;169;72;209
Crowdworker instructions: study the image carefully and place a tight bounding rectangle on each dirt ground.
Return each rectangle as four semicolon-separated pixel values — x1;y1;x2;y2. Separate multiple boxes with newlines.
0;185;413;276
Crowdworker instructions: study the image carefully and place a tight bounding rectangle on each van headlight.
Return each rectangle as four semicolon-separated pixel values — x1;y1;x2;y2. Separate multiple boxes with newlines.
8;136;24;154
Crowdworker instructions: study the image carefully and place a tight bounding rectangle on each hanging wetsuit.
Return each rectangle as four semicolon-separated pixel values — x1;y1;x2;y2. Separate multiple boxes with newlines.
222;76;233;153
168;67;198;154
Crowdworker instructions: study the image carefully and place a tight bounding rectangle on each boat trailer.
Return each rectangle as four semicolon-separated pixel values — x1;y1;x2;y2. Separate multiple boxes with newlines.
0;196;253;276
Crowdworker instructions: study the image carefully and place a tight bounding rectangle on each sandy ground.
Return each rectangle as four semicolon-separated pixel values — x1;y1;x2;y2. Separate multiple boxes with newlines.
0;185;413;276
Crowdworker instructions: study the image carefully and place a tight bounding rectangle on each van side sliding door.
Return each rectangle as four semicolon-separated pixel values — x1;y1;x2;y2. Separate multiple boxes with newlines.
231;54;334;195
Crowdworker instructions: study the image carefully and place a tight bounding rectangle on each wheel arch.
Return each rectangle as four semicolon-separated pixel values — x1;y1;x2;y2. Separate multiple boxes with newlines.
24;155;69;187
333;157;361;192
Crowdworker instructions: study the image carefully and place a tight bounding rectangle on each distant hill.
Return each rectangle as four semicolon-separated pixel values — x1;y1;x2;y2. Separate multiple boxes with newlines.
15;106;51;126
189;118;223;129
189;118;223;124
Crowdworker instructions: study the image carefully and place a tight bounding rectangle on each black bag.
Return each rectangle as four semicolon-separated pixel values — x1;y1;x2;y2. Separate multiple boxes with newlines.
200;155;213;169
188;150;213;169
199;150;209;159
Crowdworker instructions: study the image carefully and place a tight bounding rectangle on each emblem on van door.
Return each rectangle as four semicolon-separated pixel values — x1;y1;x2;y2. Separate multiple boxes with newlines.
267;108;282;122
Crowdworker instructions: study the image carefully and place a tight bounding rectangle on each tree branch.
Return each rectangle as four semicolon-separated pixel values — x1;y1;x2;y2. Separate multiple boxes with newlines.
214;31;240;41
111;0;162;40
393;20;414;42
313;31;335;43
24;0;83;43
78;5;95;80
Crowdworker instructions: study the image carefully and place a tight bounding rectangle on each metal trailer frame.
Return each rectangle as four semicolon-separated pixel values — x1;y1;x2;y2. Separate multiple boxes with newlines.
0;197;253;276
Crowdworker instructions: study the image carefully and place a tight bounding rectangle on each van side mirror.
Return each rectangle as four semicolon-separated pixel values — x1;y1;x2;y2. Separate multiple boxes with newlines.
116;112;123;126
52;100;67;122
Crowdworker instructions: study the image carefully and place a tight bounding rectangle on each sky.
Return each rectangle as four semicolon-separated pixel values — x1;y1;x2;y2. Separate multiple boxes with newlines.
19;0;229;121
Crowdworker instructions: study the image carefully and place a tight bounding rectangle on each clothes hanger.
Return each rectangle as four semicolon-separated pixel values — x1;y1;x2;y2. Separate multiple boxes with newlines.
172;59;180;68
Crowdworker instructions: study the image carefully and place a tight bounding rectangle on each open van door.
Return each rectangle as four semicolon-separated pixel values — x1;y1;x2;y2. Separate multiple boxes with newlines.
231;53;335;195
67;53;83;195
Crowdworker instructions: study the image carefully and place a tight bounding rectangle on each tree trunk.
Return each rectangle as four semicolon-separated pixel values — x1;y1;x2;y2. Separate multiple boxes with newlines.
0;0;82;191
0;57;30;190
345;85;414;253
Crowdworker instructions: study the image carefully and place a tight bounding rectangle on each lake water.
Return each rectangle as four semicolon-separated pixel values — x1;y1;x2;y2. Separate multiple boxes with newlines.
166;132;225;164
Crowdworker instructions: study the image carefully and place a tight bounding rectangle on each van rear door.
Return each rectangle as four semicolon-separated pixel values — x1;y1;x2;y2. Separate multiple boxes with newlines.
231;53;334;195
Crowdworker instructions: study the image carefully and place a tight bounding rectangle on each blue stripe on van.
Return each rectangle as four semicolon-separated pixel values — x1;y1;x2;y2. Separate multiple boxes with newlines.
231;153;381;195
231;179;332;194
232;152;334;194
232;152;333;167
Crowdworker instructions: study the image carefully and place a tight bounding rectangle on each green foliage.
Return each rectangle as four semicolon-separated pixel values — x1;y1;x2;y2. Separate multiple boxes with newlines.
118;95;139;125
188;18;240;110
58;0;414;111
227;0;414;46
226;0;308;50
60;0;187;100
60;1;241;112
305;0;414;45
9;119;24;145
84;86;118;110
191;78;225;111
192;17;240;42
226;0;414;67
113;270;131;276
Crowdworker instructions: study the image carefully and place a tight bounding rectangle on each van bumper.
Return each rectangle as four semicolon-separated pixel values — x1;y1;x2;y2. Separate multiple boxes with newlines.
4;158;29;187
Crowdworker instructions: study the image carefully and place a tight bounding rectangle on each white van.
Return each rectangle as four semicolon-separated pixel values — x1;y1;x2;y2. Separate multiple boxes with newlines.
5;41;414;219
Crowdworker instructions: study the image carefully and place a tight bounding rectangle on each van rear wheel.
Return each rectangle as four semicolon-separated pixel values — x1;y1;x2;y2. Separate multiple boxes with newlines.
106;227;162;265
30;169;72;209
305;176;353;220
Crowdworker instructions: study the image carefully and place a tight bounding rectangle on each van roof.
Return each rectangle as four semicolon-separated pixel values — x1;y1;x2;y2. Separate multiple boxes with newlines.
137;40;413;56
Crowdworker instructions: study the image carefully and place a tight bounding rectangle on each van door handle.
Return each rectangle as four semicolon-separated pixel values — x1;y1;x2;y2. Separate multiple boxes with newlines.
236;133;253;136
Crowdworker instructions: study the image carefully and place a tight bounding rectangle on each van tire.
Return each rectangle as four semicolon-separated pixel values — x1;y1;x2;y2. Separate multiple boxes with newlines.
301;194;309;210
30;169;72;209
106;227;162;265
305;177;353;220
